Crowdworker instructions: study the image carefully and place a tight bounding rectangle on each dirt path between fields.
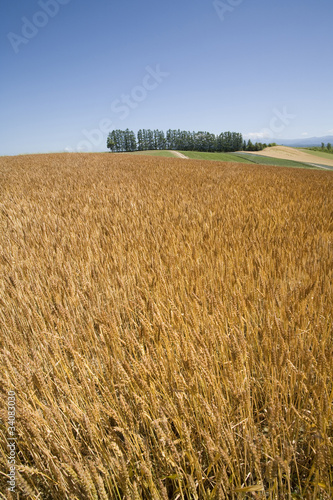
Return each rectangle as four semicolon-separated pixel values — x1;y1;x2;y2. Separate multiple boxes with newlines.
171;151;189;159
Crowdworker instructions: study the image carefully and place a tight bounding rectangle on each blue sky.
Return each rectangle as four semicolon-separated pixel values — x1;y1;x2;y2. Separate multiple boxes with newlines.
1;0;333;155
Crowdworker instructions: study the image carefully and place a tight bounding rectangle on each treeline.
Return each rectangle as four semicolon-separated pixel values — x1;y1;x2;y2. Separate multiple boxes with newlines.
245;140;277;151
107;129;247;153
307;143;332;154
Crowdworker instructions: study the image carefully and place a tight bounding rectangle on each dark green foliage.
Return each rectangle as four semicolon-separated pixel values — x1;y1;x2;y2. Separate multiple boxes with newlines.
107;129;244;153
107;129;137;152
243;140;268;152
305;144;333;155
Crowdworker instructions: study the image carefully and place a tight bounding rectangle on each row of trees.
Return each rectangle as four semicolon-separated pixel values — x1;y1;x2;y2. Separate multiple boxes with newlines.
107;129;247;153
308;143;333;154
245;140;277;151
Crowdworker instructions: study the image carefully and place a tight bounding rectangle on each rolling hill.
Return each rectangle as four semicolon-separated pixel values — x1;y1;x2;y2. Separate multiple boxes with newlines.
242;145;333;168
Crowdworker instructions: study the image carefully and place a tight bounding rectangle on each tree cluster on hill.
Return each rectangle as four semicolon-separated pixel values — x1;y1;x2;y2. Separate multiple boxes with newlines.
106;129;137;153
243;140;277;152
107;129;246;153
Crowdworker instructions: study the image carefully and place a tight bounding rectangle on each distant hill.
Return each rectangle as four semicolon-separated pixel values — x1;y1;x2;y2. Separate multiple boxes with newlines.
271;136;333;147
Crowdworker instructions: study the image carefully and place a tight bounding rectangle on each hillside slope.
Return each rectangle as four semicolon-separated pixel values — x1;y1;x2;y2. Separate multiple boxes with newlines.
244;145;333;167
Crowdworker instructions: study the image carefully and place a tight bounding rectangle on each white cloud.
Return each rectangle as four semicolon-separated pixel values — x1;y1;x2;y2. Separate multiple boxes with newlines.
301;132;308;136
328;129;333;134
244;132;271;140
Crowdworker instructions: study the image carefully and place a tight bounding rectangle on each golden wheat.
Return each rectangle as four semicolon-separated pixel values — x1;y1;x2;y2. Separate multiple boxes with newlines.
0;153;332;499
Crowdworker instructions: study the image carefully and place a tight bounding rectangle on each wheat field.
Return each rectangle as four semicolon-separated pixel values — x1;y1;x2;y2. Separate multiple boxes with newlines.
0;153;332;499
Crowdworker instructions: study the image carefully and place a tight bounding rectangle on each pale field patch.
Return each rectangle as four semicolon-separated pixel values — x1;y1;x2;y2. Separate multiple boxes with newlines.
244;145;333;167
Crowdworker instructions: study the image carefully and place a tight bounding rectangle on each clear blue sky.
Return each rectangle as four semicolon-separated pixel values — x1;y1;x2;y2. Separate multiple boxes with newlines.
1;0;332;155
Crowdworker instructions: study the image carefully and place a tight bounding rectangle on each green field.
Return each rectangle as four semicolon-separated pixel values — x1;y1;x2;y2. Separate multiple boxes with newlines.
298;148;333;160
234;153;319;169
182;151;319;169
177;151;251;162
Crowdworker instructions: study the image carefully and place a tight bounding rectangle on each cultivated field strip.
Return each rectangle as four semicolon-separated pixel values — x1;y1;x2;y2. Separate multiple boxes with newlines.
0;153;332;499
